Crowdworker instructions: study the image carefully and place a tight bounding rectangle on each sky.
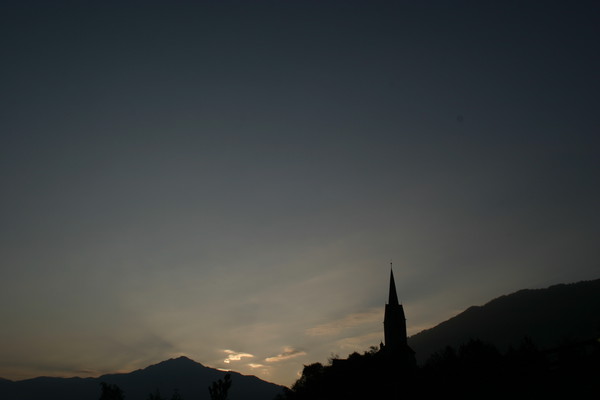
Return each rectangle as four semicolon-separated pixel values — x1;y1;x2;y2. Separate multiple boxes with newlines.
1;0;599;388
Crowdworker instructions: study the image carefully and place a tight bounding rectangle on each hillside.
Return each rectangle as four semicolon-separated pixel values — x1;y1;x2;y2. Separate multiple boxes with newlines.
408;278;600;364
0;356;283;400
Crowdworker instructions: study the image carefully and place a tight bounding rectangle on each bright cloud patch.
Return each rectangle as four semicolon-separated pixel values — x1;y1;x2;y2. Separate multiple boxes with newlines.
247;363;265;369
305;308;382;336
265;347;307;363
223;349;254;364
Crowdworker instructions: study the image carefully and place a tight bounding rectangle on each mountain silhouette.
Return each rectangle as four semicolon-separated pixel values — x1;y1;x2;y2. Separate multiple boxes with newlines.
0;356;283;400
409;278;600;364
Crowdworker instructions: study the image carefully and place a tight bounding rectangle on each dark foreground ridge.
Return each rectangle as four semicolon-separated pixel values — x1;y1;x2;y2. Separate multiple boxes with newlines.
279;335;600;399
0;356;284;400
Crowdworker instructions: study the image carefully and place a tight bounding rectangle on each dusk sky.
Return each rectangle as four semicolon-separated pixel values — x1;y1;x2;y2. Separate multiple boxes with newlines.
1;0;599;387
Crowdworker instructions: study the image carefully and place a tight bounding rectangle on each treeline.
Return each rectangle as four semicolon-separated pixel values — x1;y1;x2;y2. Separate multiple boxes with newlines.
278;337;600;399
98;382;183;400
98;374;231;400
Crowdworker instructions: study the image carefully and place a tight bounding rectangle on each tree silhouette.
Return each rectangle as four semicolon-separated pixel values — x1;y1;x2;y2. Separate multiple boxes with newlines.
147;388;165;400
99;382;124;400
147;388;183;400
208;373;232;400
291;362;324;395
170;389;183;400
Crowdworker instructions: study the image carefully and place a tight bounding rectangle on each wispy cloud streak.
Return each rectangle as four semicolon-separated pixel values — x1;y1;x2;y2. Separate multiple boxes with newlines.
265;347;306;363
305;309;382;337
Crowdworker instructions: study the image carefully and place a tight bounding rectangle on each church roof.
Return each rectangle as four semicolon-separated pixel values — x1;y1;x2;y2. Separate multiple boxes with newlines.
388;268;399;305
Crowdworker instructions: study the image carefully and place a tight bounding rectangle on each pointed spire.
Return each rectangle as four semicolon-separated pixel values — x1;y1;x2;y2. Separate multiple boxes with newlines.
388;264;399;305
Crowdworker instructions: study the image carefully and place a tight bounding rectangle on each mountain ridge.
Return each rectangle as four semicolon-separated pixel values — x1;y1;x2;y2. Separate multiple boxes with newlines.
408;278;600;363
0;356;284;400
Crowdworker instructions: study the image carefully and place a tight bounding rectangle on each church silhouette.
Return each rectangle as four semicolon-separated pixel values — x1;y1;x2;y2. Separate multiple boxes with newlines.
381;267;416;368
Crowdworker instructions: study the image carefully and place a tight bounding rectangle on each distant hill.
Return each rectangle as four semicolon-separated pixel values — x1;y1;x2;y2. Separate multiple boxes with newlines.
0;356;284;400
408;278;600;364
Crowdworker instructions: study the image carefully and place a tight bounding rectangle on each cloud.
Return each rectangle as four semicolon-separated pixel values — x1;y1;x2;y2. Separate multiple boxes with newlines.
247;363;265;369
223;350;254;364
335;331;382;350
265;347;307;363
305;309;382;337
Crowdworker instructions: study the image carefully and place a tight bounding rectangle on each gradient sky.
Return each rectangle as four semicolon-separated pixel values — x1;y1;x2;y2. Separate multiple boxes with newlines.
1;0;599;387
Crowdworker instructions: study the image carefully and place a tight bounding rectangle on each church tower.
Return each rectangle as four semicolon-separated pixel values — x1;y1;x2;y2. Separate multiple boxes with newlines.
382;265;415;366
384;267;407;350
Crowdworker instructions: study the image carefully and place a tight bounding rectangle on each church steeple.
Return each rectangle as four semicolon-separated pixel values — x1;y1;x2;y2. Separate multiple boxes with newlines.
388;265;399;306
380;264;417;367
383;265;407;350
